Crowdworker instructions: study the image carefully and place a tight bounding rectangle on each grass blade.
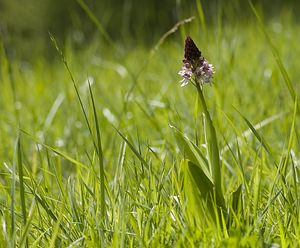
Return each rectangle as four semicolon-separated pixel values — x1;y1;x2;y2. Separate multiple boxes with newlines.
88;82;106;220
10;137;17;247
236;109;277;167
76;0;114;46
115;129;150;171
195;0;207;35
17;134;28;247
19;200;36;247
49;212;63;248
21;129;89;170
249;1;299;112
49;33;98;154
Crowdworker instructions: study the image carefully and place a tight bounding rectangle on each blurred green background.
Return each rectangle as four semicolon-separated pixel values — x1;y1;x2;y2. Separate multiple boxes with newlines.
0;0;299;60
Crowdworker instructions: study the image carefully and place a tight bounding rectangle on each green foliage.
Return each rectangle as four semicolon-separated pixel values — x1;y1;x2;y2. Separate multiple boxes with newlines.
1;1;300;247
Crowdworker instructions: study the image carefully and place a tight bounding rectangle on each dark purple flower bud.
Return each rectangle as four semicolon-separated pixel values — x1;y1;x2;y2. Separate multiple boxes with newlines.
179;36;215;86
184;36;201;62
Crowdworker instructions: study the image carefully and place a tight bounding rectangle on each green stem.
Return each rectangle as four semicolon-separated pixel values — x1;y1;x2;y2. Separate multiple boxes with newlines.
195;83;223;204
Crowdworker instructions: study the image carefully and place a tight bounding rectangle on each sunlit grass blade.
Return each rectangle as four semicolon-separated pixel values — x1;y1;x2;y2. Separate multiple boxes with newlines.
16;134;28;247
267;96;298;219
115;128;150;171
10;137;17;247
236;109;276;165
35;196;69;242
87;81;106;220
281;95;297;176
49;33;98;153
21;129;89;170
49;35;106;221
66;237;85;248
260;189;281;221
149;16;195;60
49;210;64;248
19;200;36;248
24;174;71;241
221;111;285;154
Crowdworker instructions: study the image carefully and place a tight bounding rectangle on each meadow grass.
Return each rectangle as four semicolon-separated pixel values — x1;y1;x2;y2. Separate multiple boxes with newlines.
1;3;300;247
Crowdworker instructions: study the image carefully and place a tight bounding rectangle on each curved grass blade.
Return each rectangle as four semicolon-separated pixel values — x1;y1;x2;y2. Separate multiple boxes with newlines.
249;1;299;113
236;109;277;167
115;129;150;171
221;111;285;154
21;130;89;170
76;0;114;46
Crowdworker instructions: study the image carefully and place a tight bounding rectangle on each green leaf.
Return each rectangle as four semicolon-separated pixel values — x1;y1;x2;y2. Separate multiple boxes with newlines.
170;125;211;181
187;160;214;199
186;160;226;222
232;184;242;214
